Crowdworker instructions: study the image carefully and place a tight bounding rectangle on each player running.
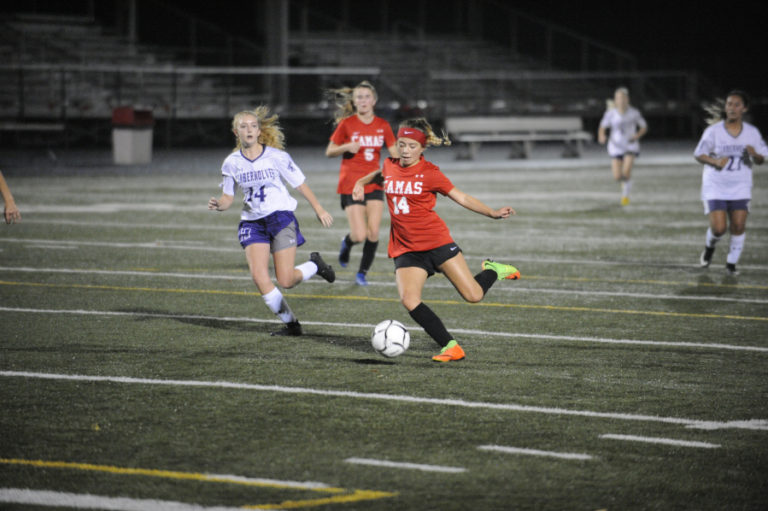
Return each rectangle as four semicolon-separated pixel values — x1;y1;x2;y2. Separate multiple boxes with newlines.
695;90;767;275
208;107;336;336
352;118;520;363
325;81;398;286
597;87;648;205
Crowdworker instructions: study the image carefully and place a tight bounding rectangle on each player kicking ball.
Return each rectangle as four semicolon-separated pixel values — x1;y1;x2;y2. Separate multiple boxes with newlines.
353;118;520;362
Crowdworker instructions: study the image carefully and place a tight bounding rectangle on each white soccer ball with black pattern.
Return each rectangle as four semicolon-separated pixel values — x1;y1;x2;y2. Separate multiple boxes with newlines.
371;319;410;358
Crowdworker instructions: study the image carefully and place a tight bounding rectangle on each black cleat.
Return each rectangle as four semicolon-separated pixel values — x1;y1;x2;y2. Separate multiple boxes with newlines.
310;252;335;283
700;246;715;268
271;321;302;336
725;263;739;276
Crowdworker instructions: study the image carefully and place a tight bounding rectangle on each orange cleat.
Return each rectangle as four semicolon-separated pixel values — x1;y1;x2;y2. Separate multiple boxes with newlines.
432;340;465;362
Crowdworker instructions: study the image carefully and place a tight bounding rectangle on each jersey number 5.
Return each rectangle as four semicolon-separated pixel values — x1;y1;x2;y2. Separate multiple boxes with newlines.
391;196;409;215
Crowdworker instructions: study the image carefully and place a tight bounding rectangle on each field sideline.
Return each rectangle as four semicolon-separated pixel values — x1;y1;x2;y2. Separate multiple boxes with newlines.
1;145;767;510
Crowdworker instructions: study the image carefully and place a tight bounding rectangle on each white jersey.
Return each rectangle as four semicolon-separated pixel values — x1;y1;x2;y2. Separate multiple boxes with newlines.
600;106;647;156
694;121;768;201
220;146;306;221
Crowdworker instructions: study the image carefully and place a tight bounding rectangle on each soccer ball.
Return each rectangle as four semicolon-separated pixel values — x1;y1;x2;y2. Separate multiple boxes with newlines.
371;319;410;358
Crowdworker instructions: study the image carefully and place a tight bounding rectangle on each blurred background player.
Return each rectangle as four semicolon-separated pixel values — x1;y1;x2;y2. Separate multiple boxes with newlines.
694;90;766;275
597;87;648;205
353;118;519;363
0;170;21;224
325;81;398;286
208;107;336;336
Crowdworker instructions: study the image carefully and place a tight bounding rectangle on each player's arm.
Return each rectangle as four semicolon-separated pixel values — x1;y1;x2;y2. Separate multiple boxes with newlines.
208;193;234;212
352;169;384;201
446;187;514;219
0;171;21;224
745;145;765;165
325;140;361;157
631;124;648;142
295;182;333;227
695;154;729;169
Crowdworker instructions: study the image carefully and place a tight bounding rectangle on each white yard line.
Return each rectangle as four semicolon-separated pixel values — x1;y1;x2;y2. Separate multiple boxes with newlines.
477;445;593;460
599;434;720;448
1;306;767;353
2;266;766;304
1;370;766;431
0;488;244;511
344;458;466;473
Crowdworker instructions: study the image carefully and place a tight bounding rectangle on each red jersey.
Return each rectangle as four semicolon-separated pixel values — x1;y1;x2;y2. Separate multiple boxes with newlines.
330;115;396;194
382;156;456;258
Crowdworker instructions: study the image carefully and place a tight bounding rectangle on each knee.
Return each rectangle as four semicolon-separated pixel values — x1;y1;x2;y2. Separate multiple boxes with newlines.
275;271;299;289
463;289;484;304
401;296;421;311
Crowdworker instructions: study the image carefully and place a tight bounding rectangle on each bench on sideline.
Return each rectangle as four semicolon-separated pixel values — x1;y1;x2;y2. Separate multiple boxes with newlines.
444;116;592;159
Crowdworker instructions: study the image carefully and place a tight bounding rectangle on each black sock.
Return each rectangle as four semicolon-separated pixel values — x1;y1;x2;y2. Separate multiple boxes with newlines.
408;302;452;347
344;234;359;249
474;269;497;295
358;240;378;274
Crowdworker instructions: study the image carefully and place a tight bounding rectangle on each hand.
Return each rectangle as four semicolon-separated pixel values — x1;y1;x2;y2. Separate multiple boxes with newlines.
352;182;365;201
4;204;20;224
316;209;333;227
491;206;515;219
208;197;221;211
346;141;361;154
598;133;606;145
714;157;729;170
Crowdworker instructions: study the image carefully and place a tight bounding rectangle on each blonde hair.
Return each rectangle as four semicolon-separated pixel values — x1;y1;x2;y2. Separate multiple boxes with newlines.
605;86;629;111
398;118;451;147
702;90;750;126
326;80;378;126
231;106;285;151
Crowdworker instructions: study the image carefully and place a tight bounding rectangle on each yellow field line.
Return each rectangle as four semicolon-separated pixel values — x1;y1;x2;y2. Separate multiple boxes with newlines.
0;458;397;509
1;279;766;322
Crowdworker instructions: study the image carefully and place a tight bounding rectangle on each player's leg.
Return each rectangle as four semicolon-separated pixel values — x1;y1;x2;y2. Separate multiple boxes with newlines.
438;253;485;303
725;207;748;275
620;154;635;204
356;198;384;285
245;243;301;336
339;202;365;267
701;204;727;267
395;265;463;362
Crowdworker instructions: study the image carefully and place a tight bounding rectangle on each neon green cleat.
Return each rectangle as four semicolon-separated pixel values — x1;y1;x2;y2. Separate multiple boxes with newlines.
482;259;521;280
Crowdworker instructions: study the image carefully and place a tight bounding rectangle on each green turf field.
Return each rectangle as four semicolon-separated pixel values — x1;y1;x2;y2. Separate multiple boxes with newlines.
1;152;767;510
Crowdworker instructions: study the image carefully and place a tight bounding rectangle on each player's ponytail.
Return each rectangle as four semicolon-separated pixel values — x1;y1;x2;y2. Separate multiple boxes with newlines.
231;106;285;151
398;118;451;148
702;90;751;126
326;81;378;126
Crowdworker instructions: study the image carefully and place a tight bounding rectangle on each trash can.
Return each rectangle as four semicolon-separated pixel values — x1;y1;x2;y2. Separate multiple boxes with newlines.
111;106;154;165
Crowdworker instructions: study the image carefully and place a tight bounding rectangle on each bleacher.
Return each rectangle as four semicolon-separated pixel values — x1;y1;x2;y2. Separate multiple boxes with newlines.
0;5;708;147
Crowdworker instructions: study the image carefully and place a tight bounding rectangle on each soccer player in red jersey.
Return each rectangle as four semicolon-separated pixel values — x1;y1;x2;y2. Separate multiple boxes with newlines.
353;118;520;362
326;81;398;286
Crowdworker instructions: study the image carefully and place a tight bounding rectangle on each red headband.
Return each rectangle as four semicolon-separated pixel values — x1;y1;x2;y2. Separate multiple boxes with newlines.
397;127;427;146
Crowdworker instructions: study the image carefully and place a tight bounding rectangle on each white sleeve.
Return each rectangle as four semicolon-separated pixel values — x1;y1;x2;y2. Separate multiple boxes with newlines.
636;110;647;129
694;127;714;157
220;156;237;196
278;151;306;189
599;110;612;128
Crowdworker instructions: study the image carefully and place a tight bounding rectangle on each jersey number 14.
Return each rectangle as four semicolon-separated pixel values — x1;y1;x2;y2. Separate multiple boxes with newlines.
391;196;410;215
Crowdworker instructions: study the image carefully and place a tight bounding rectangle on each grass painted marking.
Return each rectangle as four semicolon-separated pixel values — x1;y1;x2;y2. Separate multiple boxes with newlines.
477;445;593;460
2;371;767;431
344;458;466;473
2;306;767;353
599;434;721;448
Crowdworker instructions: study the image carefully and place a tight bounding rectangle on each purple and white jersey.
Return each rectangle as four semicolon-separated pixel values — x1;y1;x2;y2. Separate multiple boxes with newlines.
220;146;306;221
694;121;768;201
600;106;647;156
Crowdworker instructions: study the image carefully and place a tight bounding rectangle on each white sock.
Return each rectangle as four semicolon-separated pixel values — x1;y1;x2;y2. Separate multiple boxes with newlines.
727;233;745;265
296;261;317;282
622;179;632;197
262;287;296;323
705;228;722;248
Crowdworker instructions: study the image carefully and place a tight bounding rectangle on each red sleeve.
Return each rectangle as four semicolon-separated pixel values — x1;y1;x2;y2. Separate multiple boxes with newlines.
329;119;348;145
426;163;455;195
